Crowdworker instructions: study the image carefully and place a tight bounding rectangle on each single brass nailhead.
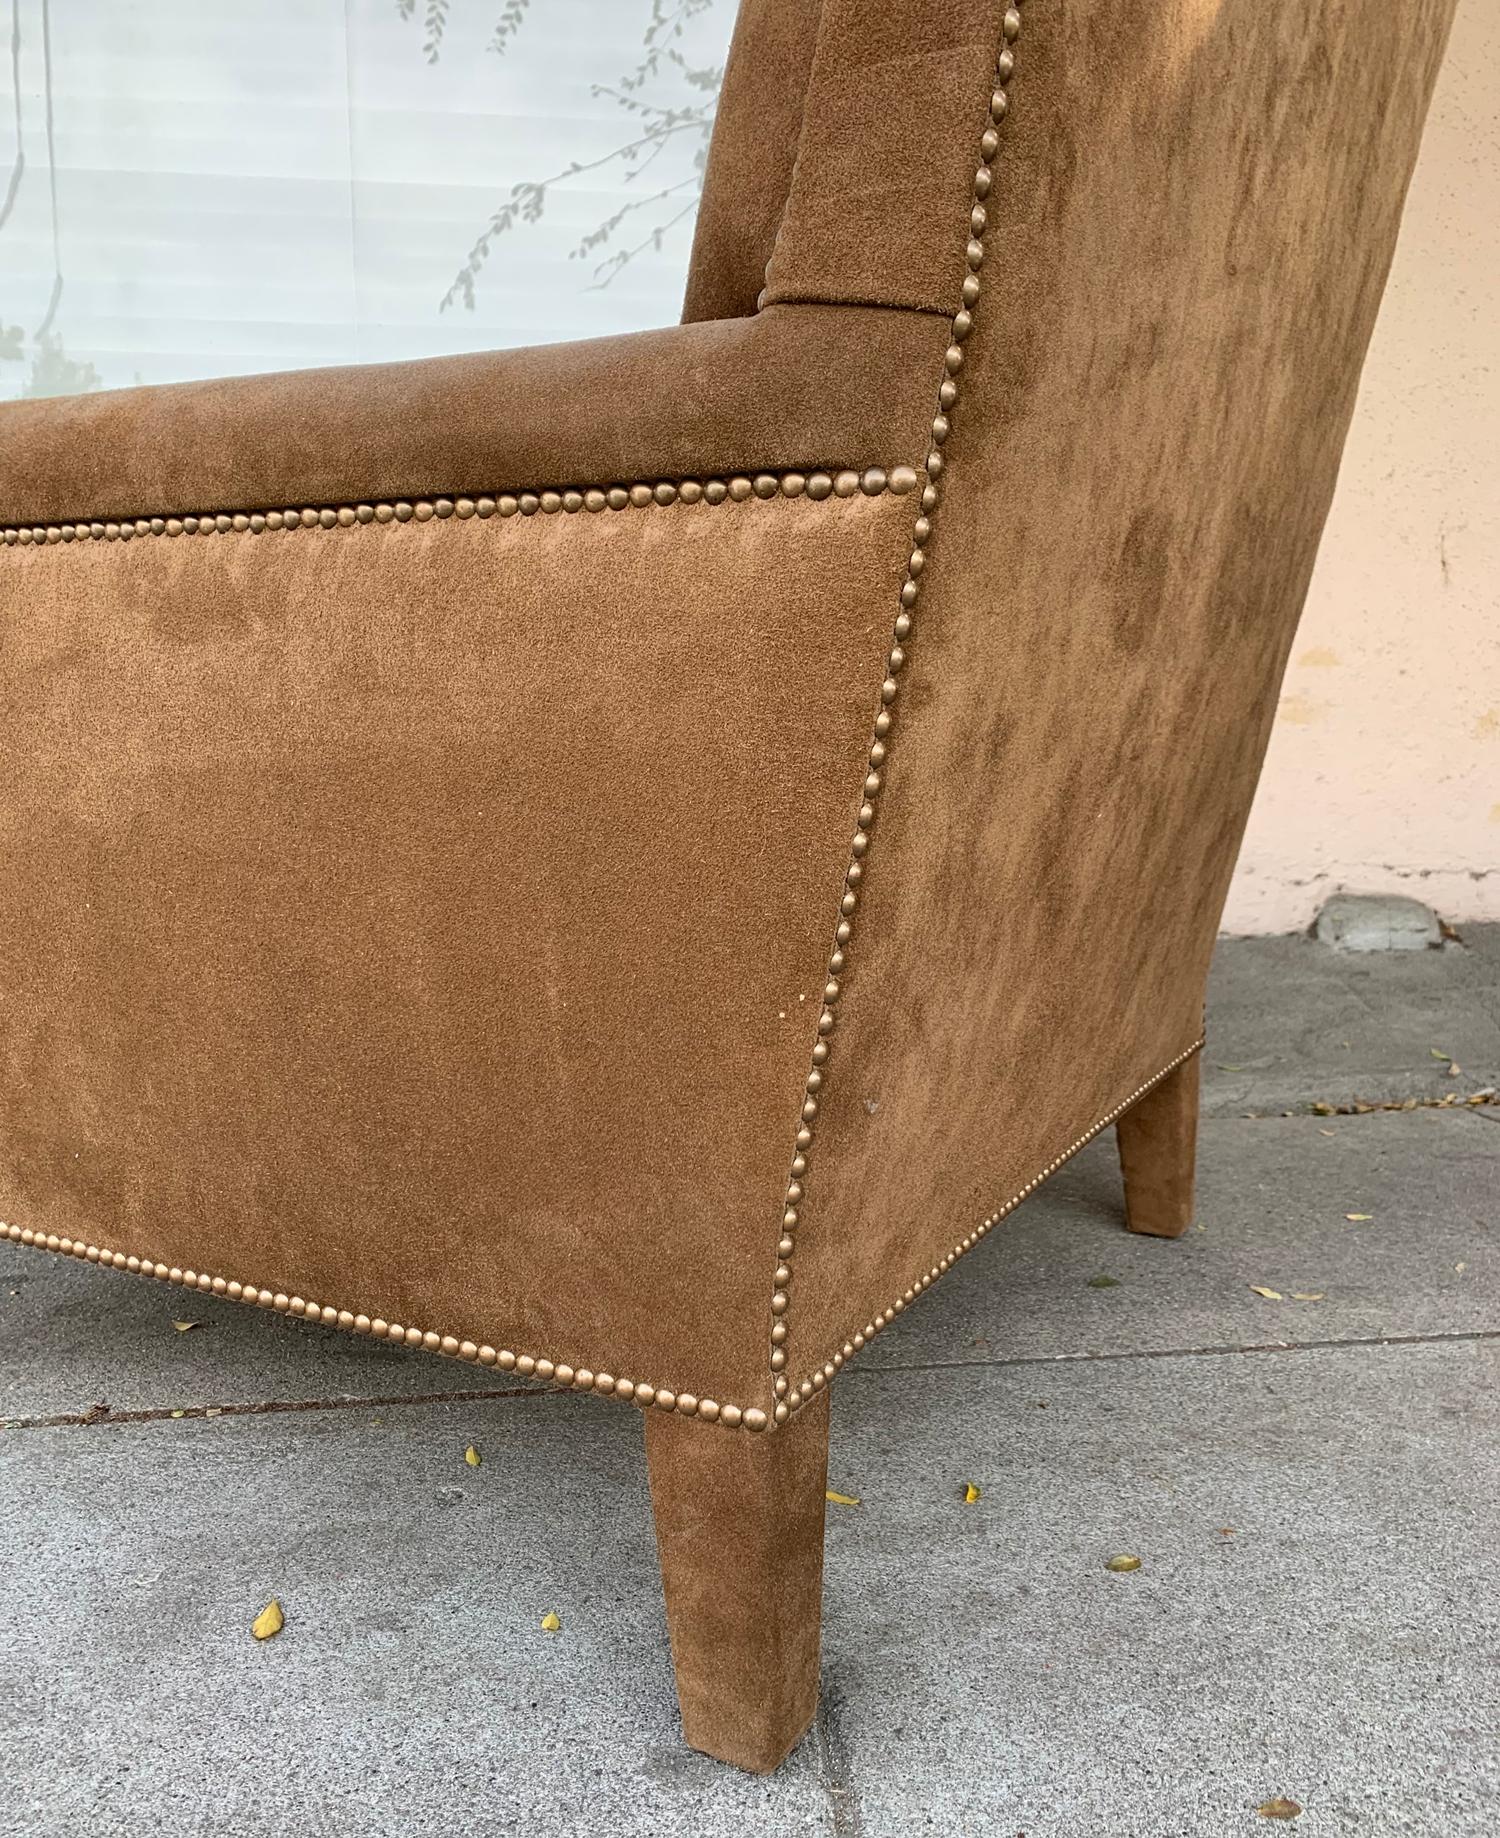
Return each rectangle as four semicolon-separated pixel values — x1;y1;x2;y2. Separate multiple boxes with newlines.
769;3;1029;1391
0;467;921;549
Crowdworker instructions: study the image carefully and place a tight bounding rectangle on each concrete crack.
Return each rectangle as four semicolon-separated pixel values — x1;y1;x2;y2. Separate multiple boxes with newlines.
815;1681;865;1838
0;1380;543;1432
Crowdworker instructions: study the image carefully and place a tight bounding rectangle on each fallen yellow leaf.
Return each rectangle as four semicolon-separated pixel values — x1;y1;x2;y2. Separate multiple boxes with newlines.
1289;1292;1325;1302
1218;1526;1236;1536
169;1409;186;1419
1345;1213;1372;1222
251;1600;284;1642
1256;1796;1303;1821
1455;1261;1468;1274
171;1321;199;1334
1249;1286;1283;1301
963;1483;982;1505
825;1489;861;1507
464;1445;482;1468
1104;1554;1142;1573
540;1610;561;1633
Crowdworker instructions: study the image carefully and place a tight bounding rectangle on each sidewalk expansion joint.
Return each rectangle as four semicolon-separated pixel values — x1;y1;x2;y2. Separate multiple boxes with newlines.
843;1327;1500;1379
814;1683;865;1838
0;1381;548;1433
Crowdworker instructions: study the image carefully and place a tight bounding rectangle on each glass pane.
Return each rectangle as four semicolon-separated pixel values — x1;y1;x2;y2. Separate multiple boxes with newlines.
0;0;736;403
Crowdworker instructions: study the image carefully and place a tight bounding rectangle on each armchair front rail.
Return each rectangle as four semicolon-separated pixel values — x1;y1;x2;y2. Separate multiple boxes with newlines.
0;0;1454;1772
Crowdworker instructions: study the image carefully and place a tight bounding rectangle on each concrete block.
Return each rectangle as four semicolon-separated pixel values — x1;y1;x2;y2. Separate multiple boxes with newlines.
1314;893;1443;952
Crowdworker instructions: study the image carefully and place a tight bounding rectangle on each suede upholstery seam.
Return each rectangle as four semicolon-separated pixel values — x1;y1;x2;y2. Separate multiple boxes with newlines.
0;1041;1201;1436
767;291;959;319
0;465;919;551
765;2;1029;1425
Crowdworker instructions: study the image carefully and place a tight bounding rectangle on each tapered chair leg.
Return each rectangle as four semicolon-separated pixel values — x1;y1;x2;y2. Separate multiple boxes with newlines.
644;1389;829;1772
1117;1051;1200;1238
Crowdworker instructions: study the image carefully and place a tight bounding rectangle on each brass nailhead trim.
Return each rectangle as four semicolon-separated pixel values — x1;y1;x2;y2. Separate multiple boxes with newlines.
1;1042;1198;1436
0;467;921;550
0;1218;763;1433
769;3;1034;1419
792;1040;1207;1397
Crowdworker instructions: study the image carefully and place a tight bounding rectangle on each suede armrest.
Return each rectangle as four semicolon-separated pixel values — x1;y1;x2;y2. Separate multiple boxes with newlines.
0;305;948;529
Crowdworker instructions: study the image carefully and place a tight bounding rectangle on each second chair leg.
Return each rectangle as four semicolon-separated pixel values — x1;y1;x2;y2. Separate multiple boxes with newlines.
644;1389;829;1773
1117;1051;1200;1238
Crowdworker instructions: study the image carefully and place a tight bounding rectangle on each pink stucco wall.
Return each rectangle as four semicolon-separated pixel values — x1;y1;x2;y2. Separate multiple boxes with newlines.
1225;0;1498;934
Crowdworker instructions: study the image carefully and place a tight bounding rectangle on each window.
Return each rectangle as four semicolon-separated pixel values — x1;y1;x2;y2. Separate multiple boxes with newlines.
0;0;734;401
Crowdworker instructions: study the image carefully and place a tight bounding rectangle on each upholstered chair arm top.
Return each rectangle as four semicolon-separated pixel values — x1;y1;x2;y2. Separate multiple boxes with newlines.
0;305;949;535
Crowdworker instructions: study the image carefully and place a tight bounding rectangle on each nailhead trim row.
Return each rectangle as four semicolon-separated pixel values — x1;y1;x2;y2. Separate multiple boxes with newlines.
0;1042;1199;1433
0;1217;764;1432
768;3;1030;1423
788;1039;1207;1402
0;466;920;550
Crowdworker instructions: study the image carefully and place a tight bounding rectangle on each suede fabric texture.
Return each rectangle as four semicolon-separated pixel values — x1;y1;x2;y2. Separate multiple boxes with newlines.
0;493;913;1406
0;0;1459;1779
781;0;1457;1381
645;1390;829;1772
0;3;1456;1415
763;0;1003;315
0;305;947;529
1118;1055;1200;1239
680;0;823;325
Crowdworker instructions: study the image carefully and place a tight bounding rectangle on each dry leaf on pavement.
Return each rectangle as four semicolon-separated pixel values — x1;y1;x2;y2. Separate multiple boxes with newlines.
1104;1554;1141;1573
1256;1797;1303;1821
251;1600;284;1642
963;1483;982;1505
1249;1286;1283;1300
826;1490;861;1507
464;1445;482;1468
540;1611;561;1633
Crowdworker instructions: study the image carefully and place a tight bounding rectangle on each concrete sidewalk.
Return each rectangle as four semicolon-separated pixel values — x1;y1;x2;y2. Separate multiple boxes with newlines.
2;929;1497;1837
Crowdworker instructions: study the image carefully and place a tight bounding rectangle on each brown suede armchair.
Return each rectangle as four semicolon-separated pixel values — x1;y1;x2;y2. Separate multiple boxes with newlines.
0;0;1454;1775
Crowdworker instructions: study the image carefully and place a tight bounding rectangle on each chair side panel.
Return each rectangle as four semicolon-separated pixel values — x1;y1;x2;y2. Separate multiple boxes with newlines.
782;0;1457;1376
0;491;912;1411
